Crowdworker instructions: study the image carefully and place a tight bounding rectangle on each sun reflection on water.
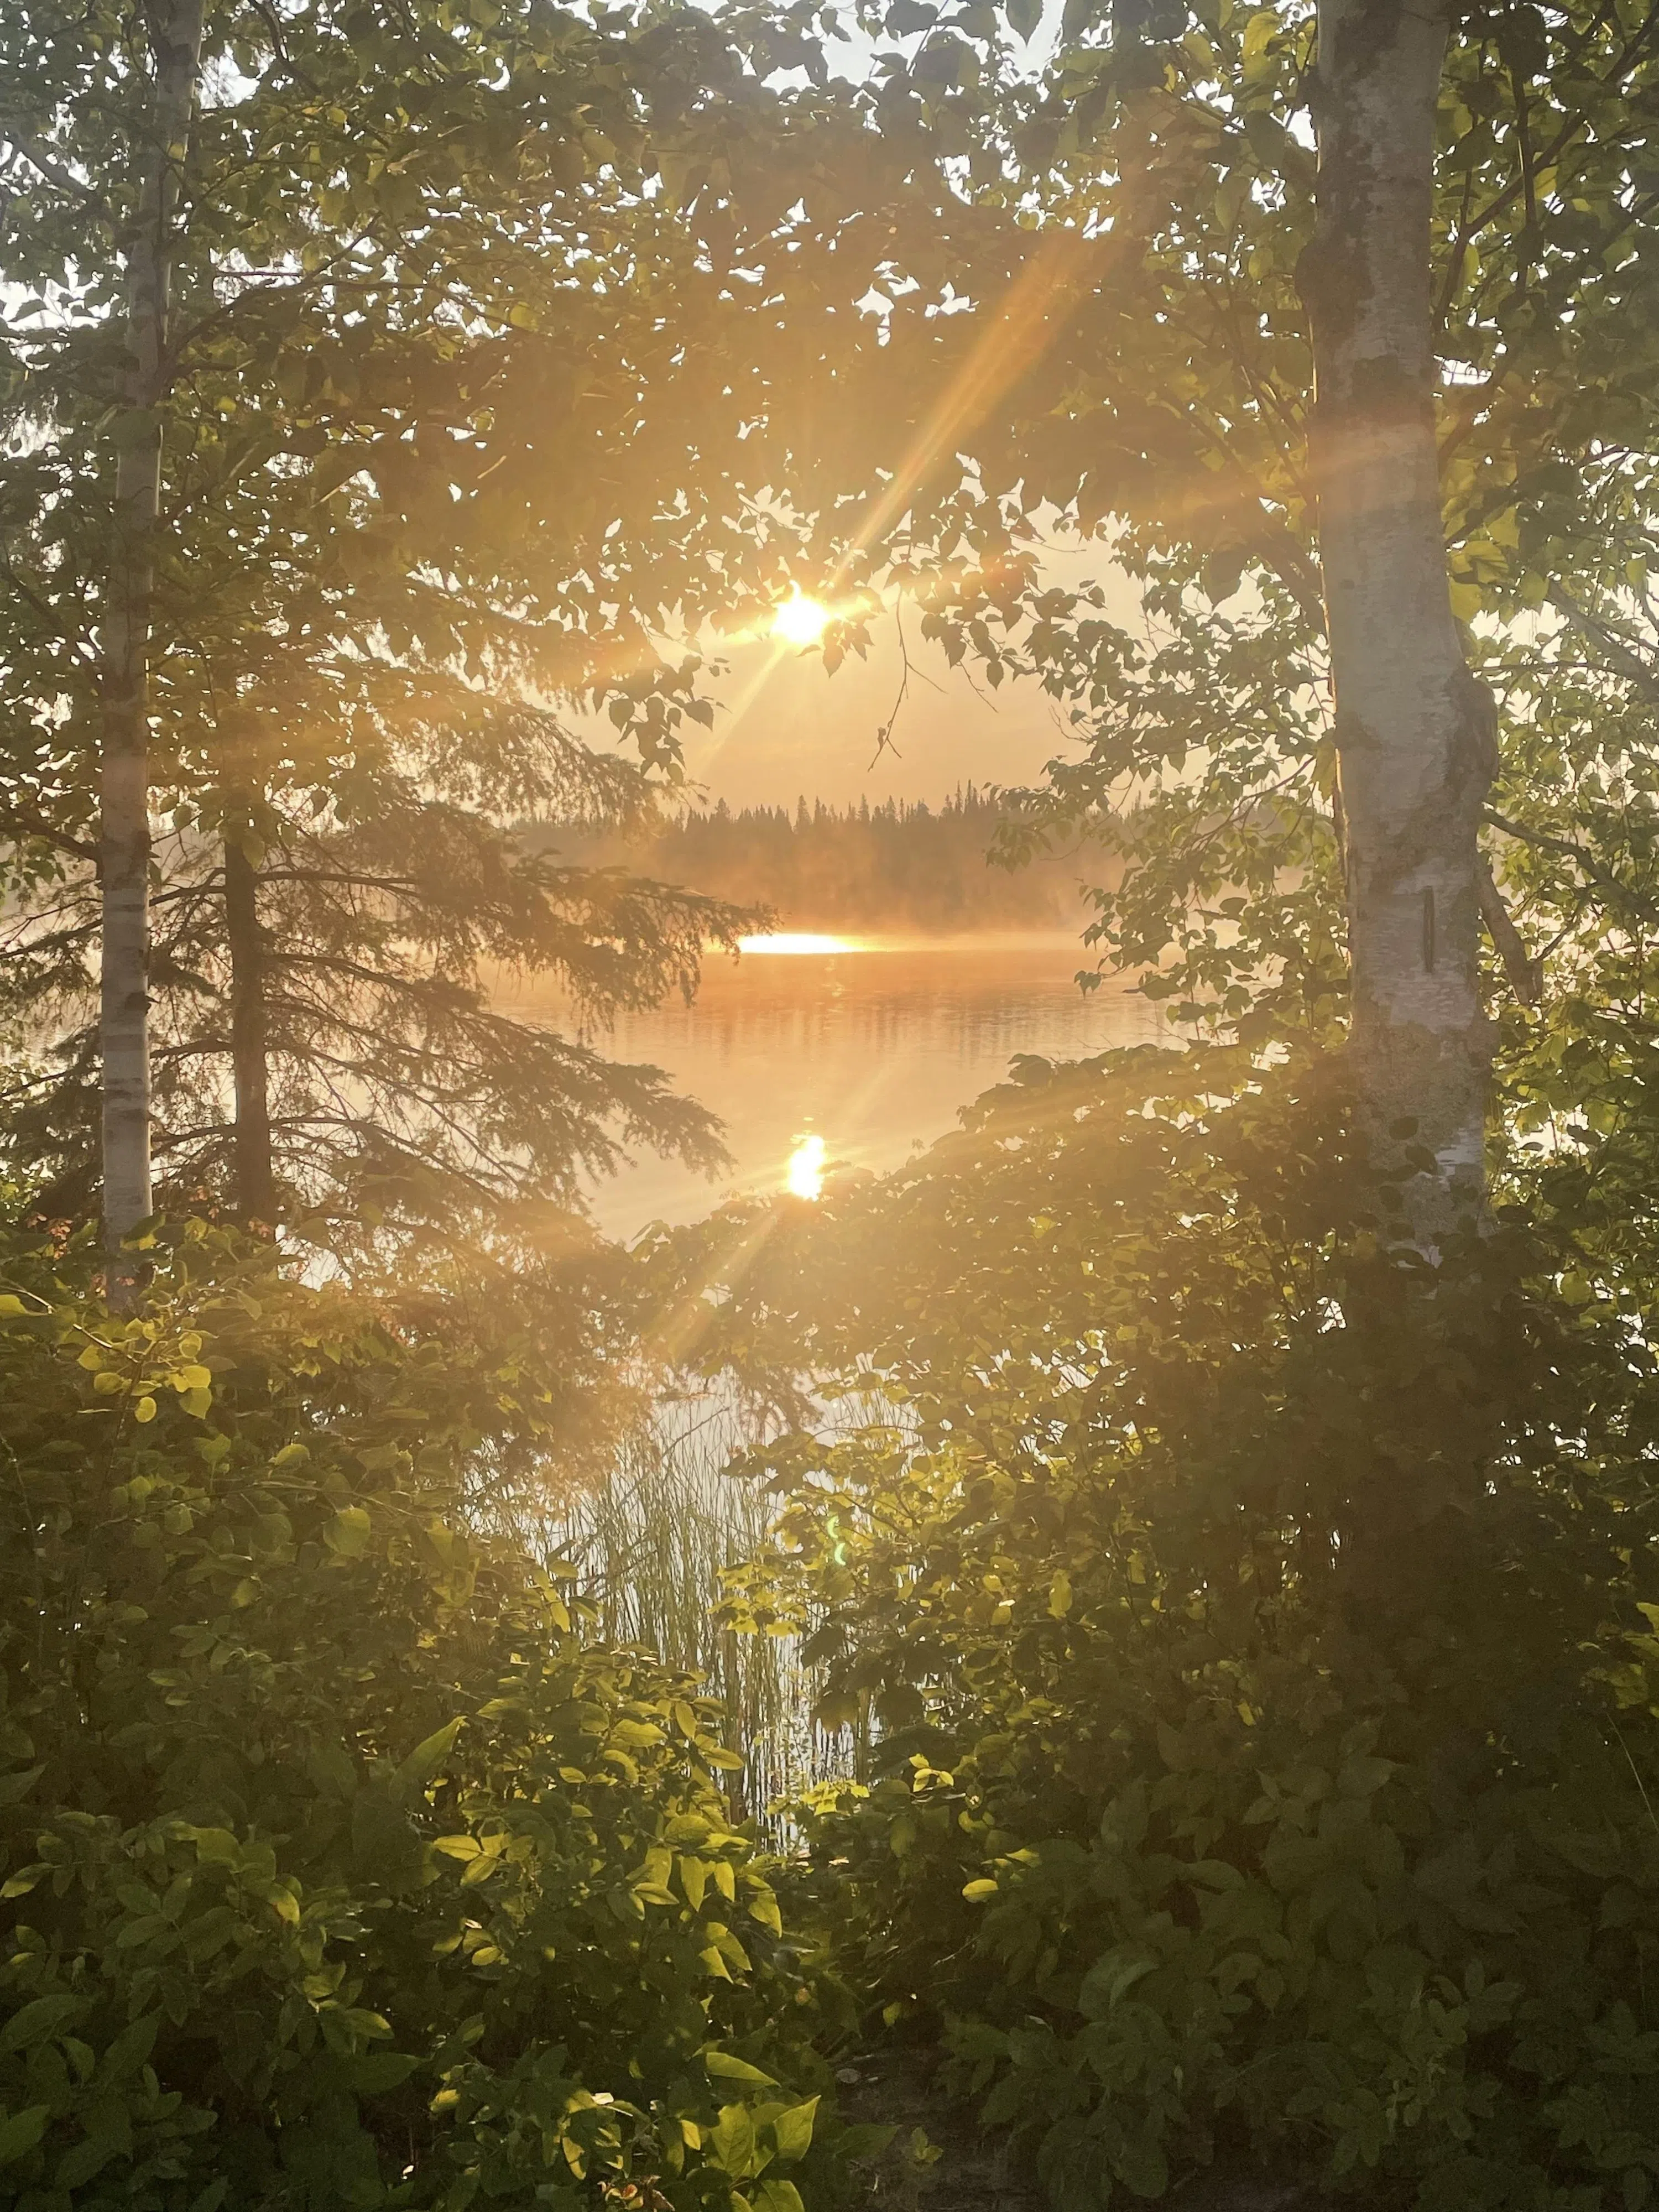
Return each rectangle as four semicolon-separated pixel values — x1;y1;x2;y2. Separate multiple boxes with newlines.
785;1133;827;1200
738;932;855;956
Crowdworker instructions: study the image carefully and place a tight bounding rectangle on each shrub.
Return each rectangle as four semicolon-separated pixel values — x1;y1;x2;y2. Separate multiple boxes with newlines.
0;1220;851;2211
695;1050;1659;2209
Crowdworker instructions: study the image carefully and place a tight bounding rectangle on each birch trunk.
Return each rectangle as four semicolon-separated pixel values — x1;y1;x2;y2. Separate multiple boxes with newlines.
99;0;204;1275
224;836;276;1228
1302;0;1497;1243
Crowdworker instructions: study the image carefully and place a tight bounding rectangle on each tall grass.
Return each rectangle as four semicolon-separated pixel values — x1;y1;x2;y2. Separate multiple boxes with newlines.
550;1386;852;1828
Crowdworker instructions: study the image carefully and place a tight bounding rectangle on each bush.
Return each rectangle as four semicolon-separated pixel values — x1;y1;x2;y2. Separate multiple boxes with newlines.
692;1049;1659;2209
0;1219;852;2212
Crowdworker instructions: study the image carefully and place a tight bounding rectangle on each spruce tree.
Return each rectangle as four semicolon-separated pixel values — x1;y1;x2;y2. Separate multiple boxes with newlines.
0;0;900;1255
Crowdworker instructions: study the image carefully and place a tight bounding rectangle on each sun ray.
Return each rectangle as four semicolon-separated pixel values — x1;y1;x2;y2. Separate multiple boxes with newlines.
841;229;1103;573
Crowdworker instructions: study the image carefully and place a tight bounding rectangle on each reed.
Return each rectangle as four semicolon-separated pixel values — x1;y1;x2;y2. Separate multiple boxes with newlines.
550;1387;849;1829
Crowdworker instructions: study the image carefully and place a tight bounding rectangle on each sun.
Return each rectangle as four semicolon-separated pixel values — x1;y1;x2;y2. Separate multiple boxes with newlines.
770;587;833;648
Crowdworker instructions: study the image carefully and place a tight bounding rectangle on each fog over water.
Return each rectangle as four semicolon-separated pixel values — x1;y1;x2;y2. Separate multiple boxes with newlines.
501;936;1170;1239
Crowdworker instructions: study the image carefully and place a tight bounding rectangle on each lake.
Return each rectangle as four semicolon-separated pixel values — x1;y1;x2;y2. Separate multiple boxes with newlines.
500;934;1170;1239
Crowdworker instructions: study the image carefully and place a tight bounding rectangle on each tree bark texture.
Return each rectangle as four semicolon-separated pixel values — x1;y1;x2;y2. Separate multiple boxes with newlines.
99;0;204;1271
1302;0;1497;1240
224;837;277;1227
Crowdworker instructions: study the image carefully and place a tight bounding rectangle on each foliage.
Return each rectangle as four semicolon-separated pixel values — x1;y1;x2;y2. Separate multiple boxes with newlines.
8;0;1659;2205
652;1048;1659;2206
0;0;925;1240
1454;572;1659;1308
0;1217;870;2211
754;0;1659;1066
0;721;755;1243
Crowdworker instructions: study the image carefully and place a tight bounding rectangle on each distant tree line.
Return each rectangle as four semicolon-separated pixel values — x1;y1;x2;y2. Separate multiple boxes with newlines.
552;787;1103;936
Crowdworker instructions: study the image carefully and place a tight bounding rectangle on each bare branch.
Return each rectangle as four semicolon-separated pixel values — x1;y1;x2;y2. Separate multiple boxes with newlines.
1547;584;1659;703
1477;857;1542;1005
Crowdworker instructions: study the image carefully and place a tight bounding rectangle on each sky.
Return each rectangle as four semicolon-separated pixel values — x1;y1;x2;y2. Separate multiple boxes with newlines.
667;533;1130;810
630;0;1098;813
677;607;1071;809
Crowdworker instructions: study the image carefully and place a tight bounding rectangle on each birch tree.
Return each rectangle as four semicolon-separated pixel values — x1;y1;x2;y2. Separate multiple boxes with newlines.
98;0;204;1271
773;0;1659;1248
1298;0;1495;1235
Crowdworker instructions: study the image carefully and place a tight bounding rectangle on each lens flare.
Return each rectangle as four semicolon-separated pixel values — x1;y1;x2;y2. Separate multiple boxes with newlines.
770;588;833;648
785;1133;827;1201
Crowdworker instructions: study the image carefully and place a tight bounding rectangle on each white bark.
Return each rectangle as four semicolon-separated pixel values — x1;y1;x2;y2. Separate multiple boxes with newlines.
100;0;204;1273
1302;0;1496;1241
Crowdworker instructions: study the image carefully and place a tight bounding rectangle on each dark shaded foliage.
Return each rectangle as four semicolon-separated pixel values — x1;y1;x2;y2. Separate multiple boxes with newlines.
651;1050;1659;2206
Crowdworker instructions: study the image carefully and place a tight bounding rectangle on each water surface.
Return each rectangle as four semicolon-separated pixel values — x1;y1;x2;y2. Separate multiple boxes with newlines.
502;936;1168;1239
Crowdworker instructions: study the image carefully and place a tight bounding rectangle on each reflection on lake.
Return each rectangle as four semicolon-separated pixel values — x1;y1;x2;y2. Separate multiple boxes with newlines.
500;936;1170;1239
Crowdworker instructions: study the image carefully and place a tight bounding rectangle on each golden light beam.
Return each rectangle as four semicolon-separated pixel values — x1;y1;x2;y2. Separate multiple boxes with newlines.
568;235;1108;731
839;228;1105;577
639;1206;783;1372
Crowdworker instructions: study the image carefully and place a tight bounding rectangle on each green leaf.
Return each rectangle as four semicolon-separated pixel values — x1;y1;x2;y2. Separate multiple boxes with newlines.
608;1719;666;1749
766;2096;818;2165
350;2051;420;2093
704;2051;777;2088
1077;1953;1157;2017
0;1996;88;2052
56;2134;120;2190
707;2104;758;2180
0;2106;50;2164
397;1718;462;1788
97;2013;159;2081
1114;2135;1168;2199
326;1505;372;1557
187;1826;242;1864
753;2185;805;2212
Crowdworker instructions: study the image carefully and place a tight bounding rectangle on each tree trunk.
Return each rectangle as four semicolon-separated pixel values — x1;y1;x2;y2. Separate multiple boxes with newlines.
224;836;277;1228
1301;0;1497;1244
98;0;205;1280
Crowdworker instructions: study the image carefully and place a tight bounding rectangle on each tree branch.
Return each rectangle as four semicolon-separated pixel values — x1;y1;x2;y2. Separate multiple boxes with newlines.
0;806;98;864
1547;584;1659;702
1477;856;1541;1005
0;123;114;217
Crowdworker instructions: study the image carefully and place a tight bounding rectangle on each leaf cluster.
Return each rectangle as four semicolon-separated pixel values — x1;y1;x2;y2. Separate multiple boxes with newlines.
660;1049;1659;2205
0;1216;878;2210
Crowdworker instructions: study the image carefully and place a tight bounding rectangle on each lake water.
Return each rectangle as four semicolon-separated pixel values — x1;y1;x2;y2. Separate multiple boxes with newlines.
500;935;1169;1239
